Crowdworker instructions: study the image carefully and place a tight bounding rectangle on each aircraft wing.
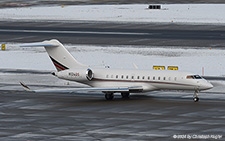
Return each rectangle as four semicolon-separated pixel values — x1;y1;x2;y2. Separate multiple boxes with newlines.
20;82;143;93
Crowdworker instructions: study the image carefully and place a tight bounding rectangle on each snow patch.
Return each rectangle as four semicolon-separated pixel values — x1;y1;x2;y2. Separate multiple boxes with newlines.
1;43;225;76
0;4;225;24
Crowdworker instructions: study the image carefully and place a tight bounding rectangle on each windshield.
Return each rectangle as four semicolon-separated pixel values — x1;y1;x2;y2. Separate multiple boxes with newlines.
186;75;202;79
193;75;202;79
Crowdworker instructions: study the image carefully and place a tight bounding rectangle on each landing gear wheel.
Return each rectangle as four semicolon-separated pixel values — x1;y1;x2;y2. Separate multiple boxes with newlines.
121;92;130;99
193;97;199;102
193;89;200;102
105;93;114;100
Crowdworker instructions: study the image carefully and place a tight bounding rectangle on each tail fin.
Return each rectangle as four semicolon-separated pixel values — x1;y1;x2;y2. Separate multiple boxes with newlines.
20;39;86;71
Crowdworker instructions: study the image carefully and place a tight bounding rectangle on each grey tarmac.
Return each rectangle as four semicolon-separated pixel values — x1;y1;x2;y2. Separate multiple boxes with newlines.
1;21;225;47
0;70;225;140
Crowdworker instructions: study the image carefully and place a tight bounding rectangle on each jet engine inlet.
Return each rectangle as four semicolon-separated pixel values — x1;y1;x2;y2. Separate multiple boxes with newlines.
86;68;93;80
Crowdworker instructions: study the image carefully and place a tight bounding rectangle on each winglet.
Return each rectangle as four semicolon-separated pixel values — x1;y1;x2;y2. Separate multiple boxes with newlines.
20;82;33;92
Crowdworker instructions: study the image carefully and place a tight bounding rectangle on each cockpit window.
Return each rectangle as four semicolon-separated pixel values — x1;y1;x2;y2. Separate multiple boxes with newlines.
186;75;202;79
193;75;202;79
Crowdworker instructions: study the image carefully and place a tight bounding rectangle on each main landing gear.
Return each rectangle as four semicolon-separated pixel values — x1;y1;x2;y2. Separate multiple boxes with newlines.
105;93;114;100
193;90;200;102
104;92;130;100
121;92;130;99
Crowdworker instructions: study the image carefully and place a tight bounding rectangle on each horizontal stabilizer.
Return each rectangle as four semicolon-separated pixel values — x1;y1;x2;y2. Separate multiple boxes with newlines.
20;42;57;48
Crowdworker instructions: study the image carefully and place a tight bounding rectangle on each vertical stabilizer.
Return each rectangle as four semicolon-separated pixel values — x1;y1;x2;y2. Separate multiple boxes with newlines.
43;39;86;71
21;39;86;71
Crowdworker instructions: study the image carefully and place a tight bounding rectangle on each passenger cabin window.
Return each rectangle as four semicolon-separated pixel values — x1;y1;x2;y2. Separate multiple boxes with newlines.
131;76;134;79
174;77;177;81
186;75;194;79
158;77;160;80
121;75;124;79
153;76;155;80
111;75;113;78
126;75;129;79
137;76;140;79
116;75;118;78
142;76;145;79
163;77;166;80
148;76;150;80
106;75;109;78
186;75;202;79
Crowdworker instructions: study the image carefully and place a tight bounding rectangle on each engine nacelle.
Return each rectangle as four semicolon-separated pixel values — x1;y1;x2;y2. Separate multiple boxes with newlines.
53;68;94;82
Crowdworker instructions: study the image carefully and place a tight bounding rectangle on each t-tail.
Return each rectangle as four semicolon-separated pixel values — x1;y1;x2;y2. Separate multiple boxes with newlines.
20;39;86;71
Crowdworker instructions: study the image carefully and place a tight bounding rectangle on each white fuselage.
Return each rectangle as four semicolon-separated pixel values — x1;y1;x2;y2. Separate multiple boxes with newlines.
55;68;213;93
20;39;214;101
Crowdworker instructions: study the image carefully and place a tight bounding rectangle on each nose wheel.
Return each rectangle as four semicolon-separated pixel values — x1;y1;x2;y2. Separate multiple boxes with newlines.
193;90;199;102
193;97;199;102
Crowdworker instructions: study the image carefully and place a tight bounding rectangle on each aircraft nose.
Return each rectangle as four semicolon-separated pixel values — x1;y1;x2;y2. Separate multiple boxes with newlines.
200;82;213;90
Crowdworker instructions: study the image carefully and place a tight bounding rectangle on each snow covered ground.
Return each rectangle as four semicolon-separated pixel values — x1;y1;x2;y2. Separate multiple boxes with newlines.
1;43;225;76
0;4;225;24
1;43;225;94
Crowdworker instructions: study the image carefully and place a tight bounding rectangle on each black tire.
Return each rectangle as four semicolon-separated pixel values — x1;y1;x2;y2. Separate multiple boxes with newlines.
121;92;130;99
193;97;199;102
105;93;114;100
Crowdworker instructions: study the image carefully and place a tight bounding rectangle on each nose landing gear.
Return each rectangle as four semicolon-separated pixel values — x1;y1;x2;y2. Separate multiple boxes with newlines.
193;90;199;102
193;96;199;102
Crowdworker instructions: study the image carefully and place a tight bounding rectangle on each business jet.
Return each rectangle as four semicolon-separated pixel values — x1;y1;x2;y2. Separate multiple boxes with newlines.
20;39;213;102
